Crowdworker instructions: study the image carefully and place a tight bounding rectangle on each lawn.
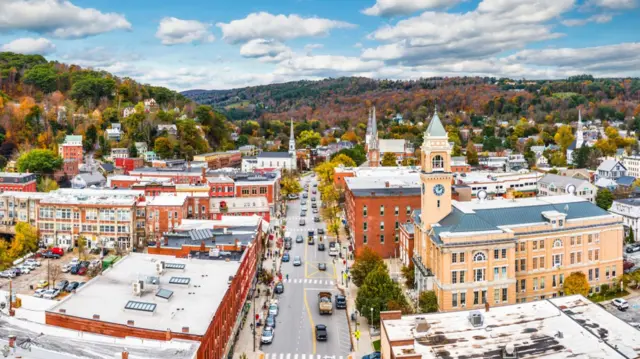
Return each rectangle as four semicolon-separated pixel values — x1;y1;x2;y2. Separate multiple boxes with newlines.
589;289;629;303
552;92;579;99
224;100;250;110
372;339;381;351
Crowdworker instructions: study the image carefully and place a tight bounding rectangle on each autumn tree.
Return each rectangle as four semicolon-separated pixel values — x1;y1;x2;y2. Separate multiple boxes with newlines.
12;222;38;259
154;137;174;159
49;263;62;287
381;152;397;166
16;149;62;174
297;130;321;148
563;272;590;297
466;142;479;165
280;174;302;199
332;153;356;167
37;177;59;192
351;247;385;287
554;125;575;151
401;262;415;289
341;131;358;143
77;236;87;260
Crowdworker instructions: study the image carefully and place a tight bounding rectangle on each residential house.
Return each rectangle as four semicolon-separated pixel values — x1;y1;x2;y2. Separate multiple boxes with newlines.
537;174;597;203
110;148;129;160
71;172;106;189
134;142;148;156
597;159;627;180
157;124;178;136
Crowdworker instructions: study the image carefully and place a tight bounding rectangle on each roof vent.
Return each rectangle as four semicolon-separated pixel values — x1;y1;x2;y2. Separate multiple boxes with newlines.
502;343;518;359
468;311;484;327
415;319;430;333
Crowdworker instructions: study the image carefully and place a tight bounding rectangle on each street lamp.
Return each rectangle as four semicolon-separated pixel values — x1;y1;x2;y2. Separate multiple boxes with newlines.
370;307;374;327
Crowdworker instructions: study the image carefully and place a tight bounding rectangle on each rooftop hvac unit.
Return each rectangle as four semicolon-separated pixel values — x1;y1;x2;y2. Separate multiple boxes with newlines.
502;343;518;359
209;247;220;258
468;311;484;327
132;280;143;296
156;261;164;274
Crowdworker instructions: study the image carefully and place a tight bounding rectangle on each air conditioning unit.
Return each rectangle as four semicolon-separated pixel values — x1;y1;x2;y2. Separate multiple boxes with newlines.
132;280;143;296
156;262;164;274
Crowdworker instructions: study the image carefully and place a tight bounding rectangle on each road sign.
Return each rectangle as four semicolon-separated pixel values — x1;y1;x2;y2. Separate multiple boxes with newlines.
354;330;361;340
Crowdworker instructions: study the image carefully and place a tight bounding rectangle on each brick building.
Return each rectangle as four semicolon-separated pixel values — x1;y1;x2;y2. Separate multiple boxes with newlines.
210;196;270;222
115;157;144;174
345;174;421;258
59;135;83;163
450;156;471;173
144;194;189;240
0;172;37;192
193;151;242;169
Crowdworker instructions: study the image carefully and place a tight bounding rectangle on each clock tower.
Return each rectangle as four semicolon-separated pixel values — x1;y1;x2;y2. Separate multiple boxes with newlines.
420;107;453;228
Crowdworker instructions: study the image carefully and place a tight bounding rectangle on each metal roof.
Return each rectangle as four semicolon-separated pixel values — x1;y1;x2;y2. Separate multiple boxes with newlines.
426;110;447;137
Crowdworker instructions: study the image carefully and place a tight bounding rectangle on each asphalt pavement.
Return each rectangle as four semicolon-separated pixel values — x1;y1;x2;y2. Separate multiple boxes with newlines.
263;176;352;358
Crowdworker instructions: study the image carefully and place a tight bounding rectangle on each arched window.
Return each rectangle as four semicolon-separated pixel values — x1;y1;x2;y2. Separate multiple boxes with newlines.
553;239;563;248
432;155;444;170
473;252;486;262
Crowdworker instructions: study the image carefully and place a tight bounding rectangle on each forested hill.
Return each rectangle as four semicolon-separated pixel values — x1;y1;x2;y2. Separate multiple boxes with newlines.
182;75;640;128
0;52;232;164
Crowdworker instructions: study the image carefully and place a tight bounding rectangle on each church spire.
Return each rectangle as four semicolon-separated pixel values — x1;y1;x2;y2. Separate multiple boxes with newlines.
368;106;378;150
288;119;295;154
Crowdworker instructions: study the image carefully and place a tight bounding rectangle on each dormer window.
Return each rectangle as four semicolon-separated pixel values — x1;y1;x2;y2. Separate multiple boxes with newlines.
432;155;444;170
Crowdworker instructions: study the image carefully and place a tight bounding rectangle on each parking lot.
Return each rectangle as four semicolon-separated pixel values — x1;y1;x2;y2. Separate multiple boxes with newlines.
0;252;97;298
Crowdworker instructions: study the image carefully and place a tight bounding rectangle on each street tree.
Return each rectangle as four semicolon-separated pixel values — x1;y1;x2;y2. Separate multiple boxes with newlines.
381;152;397;166
595;188;614;210
332;153;356;167
401;263;415;289
356;263;409;325
563;272;590;297
419;291;438;313
14;222;38;256
16;149;63;174
351;247;385;287
49;263;62;287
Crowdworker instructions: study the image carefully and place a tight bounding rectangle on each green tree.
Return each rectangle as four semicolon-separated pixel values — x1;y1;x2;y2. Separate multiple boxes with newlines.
351;247;385;287
177;119;209;159
154;137;174;159
419;291;438;313
23;64;58;93
549;151;567;167
401;262;415;289
595;188;614;210
381;152;397;166
16;149;62;174
84;124;98;152
297;130;321;148
572;145;590;169
330;145;366;165
466;142;479;165
627;229;635;244
401;157;416;166
70;76;116;105
37;177;59;192
564;272;590;297
356;263;409;325
129;141;139;158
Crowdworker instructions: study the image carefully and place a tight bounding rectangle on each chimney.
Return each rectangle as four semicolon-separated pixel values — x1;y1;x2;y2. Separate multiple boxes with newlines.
93;314;100;319
127;320;135;326
165;329;172;341
122;351;129;359
385;181;390;188
182;326;189;333
201;167;206;182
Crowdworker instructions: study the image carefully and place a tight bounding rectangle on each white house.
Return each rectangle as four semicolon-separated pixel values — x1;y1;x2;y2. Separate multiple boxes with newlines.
106;123;122;141
71;172;106;189
537;174;597;203
110;148;129;160
123;107;136;118
609;198;640;241
134;142;148;156
157;124;178;136
597;159;627;180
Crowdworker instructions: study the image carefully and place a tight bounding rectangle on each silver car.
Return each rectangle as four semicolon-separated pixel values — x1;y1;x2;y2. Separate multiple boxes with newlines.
293;256;302;266
261;327;275;344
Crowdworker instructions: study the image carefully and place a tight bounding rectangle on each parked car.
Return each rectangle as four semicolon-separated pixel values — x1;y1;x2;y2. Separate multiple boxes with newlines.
261;327;275;344
315;324;328;341
17;265;31;274
311;203;317;209
269;303;279;316
51;247;65;256
41;251;60;259
311;197;316;202
33;289;47;298
612;298;629;311
626;244;640;253
42;289;60;299
317;228;325;235
22;262;37;270
266;314;277;328
25;259;41;267
282;253;290;262
318;263;327;271
362;352;381;359
293;256;302;266
69;258;79;266
314;216;321;222
55;280;69;291
335;295;347;309
36;280;49;288
62;264;72;273
274;282;284;294
78;266;88;275
0;271;15;278
299;219;306;226
70;265;80;275
11;268;22;276
65;281;80;292
301;200;307;206
300;211;307;217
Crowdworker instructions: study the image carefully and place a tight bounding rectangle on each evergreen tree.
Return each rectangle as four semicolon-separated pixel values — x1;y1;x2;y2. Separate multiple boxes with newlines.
129;141;139;158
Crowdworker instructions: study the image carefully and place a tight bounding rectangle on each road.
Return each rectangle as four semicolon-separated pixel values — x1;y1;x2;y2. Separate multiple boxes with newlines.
263;175;351;358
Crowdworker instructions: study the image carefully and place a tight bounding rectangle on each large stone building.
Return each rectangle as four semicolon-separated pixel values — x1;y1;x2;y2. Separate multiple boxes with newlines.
412;109;624;311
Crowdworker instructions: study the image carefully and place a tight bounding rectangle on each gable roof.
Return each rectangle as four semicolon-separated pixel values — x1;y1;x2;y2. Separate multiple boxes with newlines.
539;174;590;188
598;159;625;172
616;175;635;187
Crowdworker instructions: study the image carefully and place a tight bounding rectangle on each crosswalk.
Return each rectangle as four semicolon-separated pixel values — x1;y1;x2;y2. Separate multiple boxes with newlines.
283;278;335;285
263;354;348;359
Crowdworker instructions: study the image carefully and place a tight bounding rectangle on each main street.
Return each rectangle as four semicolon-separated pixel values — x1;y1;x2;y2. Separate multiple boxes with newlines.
262;175;352;358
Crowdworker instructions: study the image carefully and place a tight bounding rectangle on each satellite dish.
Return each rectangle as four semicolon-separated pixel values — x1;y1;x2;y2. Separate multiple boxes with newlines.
566;184;576;195
477;190;488;201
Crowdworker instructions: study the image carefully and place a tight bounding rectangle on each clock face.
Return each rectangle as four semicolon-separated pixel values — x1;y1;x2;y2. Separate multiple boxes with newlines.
433;184;445;196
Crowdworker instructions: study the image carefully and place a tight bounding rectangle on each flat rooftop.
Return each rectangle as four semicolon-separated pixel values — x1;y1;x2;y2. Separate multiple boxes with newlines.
48;253;241;336
39;188;143;206
382;295;638;359
345;173;420;190
456;171;542;183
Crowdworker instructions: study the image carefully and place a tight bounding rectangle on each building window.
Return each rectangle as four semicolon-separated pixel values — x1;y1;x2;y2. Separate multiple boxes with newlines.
452;293;458;307
363;235;368;244
452;271;458;284
260;187;267;194
553;254;562;267
395;221;399;229
552;275;557;288
474;268;486;282
380;235;384;243
594;249;599;261
363;222;368;231
533;241;537;250
394;206;399;216
452;253;457;263
380;222;384;230
432;155;444;169
494;288;500;304
494;249;500;260
460;293;466;307
474;291;479;305
520;279;526;292
437;200;440;208
473;252;487;262
406;206;411;215
540;277;545;290
395;233;399;242
553;239;562;248
363;206;367;216
502;288;508;302
502;249;507;258
595;268;600;280
539;240;545;249
459;270;465;283
533;278;538;290
520;242;525;252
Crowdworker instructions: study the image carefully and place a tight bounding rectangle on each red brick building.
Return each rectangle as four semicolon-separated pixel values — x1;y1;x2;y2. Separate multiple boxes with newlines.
53;159;79;182
0;172;37;192
59;135;83;164
145;195;189;239
345;175;421;258
115;157;144;174
398;222;415;267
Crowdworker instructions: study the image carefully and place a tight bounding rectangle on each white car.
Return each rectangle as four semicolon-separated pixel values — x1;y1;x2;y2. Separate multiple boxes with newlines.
17;266;31;274
612;298;629;311
25;259;41;267
22;262;37;270
70;258;79;266
62;264;71;273
261;327;275;344
42;289;60;299
33;289;47;298
268;304;279;317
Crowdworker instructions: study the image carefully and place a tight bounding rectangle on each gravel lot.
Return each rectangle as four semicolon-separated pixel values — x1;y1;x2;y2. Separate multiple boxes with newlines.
0;253;94;297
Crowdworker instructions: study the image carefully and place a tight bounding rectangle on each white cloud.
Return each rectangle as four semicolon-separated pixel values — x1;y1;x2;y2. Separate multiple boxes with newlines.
156;17;215;45
0;0;131;39
217;12;355;44
588;0;637;9
276;55;383;77
304;43;323;55
362;0;464;16
363;0;573;65
354;42;363;48
1;37;55;55
239;39;292;62
562;13;613;26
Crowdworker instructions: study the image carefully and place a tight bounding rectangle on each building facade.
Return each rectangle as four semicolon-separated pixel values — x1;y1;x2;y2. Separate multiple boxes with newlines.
0;172;37;192
454;171;542;198
623;155;640;178
537;173;597;203
59;135;83;163
609;198;640;242
412;110;624;312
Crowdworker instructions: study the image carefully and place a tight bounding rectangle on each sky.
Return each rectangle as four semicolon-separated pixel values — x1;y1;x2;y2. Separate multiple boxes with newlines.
0;0;639;91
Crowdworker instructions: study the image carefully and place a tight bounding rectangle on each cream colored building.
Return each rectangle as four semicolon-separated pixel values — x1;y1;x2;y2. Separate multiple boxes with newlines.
413;110;624;312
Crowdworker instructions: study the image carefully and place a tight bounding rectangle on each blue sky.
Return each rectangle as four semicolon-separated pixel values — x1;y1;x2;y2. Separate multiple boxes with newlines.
0;0;639;91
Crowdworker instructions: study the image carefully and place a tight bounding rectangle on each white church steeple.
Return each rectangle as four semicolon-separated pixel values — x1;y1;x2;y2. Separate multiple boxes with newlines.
289;119;296;155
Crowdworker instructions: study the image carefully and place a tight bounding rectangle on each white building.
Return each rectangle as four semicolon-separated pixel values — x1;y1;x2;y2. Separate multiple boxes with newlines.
123;106;135;118
455;171;543;198
537;173;597;203
134;142;148;156
567;110;585;164
597;159;627;180
110;147;129;160
610;198;640;241
71;172;106;189
478;156;508;169
157;124;178;136
250;120;297;171
623;155;640;178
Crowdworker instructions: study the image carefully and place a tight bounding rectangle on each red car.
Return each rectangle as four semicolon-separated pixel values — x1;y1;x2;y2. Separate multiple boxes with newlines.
77;266;87;275
51;247;65;256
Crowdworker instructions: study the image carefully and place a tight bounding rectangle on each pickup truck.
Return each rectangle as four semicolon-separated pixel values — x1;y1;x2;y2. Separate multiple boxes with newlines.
318;291;333;315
